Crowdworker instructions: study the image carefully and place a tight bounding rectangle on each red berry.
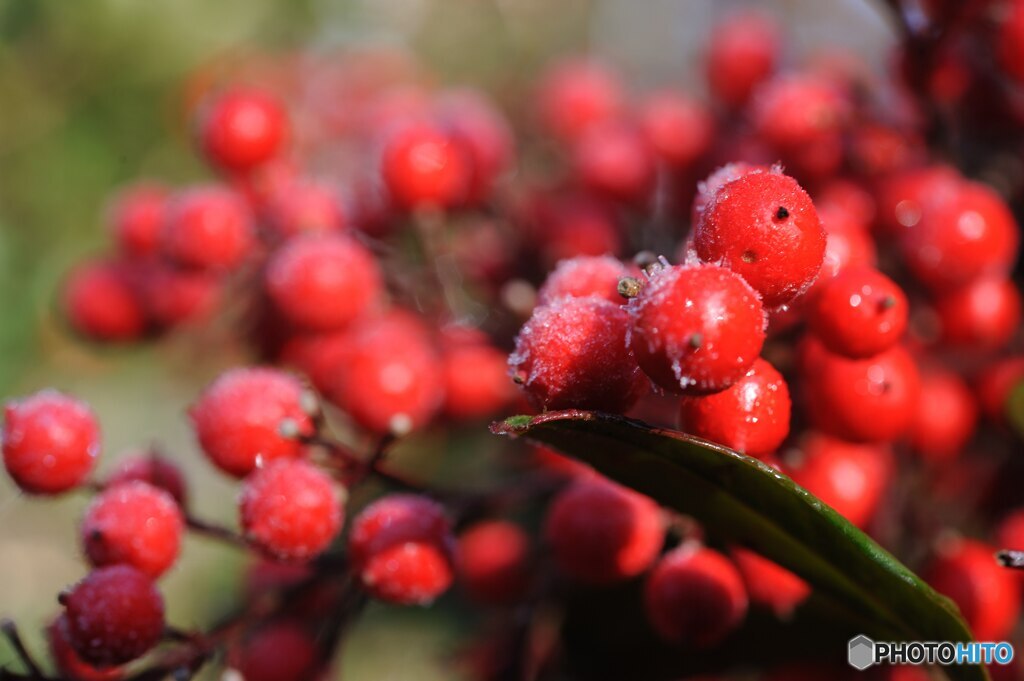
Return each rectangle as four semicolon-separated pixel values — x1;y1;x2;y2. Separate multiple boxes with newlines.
787;433;891;528
325;311;443;434
63;260;147;342
678;357;790;459
139;265;221;330
264;178;346;238
936;277;1022;350
3;390;100;495
537;255;632;306
61;566;165;667
908;369;977;462
643;545;748;646
161;186;255;271
510;296;649;413
544;478;664;584
381;123;471;210
925;538;1020;641
691;162;765;226
999;1;1024;83
536;59;623;141
189;367;314;478
875;164;961;237
107;183;167;259
638;91;715;168
436;89;514;205
240;459;343;561
572;122;655;204
441;338;514;421
105;452;187;507
706;13;779;108
696;169;826;308
627;264;766;395
808;267;908;359
82;481;184;578
730;547;810;618
48;616;122;681
348;494;454;605
229;622;317;681
976;357;1024;424
199;88;288;173
813;204;878;291
456;520;531;605
265;233;383;332
800;340;920;443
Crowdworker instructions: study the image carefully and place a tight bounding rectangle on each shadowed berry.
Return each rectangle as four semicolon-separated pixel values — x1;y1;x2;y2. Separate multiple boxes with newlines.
107;183;167;259
63;260;147;342
909;369;977;462
730;547;810;619
976;357;1024;425
457;520;531;605
436;89;514;205
161;186;255;271
139;265;221;330
264;178;346;238
105;452;187;507
229;622;318;681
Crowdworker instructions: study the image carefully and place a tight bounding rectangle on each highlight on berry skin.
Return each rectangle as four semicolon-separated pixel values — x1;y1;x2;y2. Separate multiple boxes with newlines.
4;2;1024;679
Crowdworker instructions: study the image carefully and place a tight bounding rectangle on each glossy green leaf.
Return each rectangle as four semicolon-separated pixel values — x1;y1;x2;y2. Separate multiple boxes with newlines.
493;410;987;681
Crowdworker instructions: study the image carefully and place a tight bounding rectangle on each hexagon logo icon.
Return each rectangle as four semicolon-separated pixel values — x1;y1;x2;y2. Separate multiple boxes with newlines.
848;635;875;671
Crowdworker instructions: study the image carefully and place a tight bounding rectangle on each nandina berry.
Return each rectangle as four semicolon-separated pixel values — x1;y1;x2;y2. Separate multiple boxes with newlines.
643;544;748;646
240;459;343;561
189;367;315;478
627;264;766;395
107;182;167;259
229;622;318;681
800;339;920;443
381;123;471;210
976;356;1024;425
706;12;779;108
161;186;255;271
435;89;514;205
63;260;147;342
808;267;908;359
536;255;633;305
60;565;165;667
348;494;454;605
787;432;892;529
198;88;289;174
637;91;715;168
908;369;977;462
900;181;1020;291
677;357;790;459
324;311;443;434
536;58;623;141
48;616;122;681
2;390;100;495
729;547;810;618
695;169;826;308
440;336;514;421
572;122;655;205
105;452;187;507
263;178;346;238
509;296;649;413
82;481;184;578
544;478;664;584
264;233;383;332
530;193;623;265
925;538;1020;641
936;277;1022;350
456;520;531;605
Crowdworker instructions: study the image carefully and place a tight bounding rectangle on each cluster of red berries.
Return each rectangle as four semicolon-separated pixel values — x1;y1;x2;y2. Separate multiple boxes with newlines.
5;4;1024;680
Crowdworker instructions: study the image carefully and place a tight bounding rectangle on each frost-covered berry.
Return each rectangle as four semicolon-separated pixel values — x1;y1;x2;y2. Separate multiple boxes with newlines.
240;459;343;561
161;186;255;271
61;565;165;667
509;296;649;413
63;260;147;343
229;622;318;681
265;233;383;332
348;494;454;605
696;169;825;308
678;357;790;459
198;88;289;174
3;390;100;495
105;452;187;507
730;547;809;618
627;264;765;395
808;267;908;359
189;367;314;478
107;182;168;259
544;478;664;584
457;520;531;605
82;481;184;578
536;255;632;306
643;545;748;646
381;123;471;210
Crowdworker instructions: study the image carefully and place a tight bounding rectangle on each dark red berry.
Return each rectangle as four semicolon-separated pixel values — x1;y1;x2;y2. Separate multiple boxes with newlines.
678;357;790;459
976;357;1024;425
161;186;255;271
808;267;908;359
908;369;977;462
63;260;147;342
456;520;531;605
3;390;100;495
696;169;826;308
240;459;343;561
730;547;810;618
536;58;623;141
189;367;314;478
627;264;766;395
537;255;633;306
61;565;165;667
936;277;1022;350
381;123;471;210
643;545;748;646
265;233;383;332
199;88;289;174
999;1;1024;83
706;13;779;108
544;478;664;584
105;452;187;507
107;183;167;259
229;622;318;681
510;296;649;413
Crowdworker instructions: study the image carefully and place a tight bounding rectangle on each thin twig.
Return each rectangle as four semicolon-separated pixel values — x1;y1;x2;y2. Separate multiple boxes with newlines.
0;620;44;679
185;516;247;549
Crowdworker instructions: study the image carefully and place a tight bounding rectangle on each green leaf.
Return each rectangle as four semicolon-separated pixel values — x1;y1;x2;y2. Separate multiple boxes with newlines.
492;410;987;681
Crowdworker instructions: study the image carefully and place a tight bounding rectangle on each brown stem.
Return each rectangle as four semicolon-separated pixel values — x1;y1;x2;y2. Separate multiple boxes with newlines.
185;516;247;549
0;620;44;680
